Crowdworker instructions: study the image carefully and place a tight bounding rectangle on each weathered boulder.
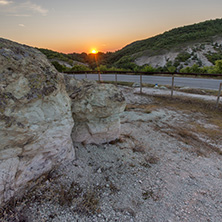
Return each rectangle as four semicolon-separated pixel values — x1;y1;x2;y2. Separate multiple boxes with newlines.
65;76;126;144
0;38;75;205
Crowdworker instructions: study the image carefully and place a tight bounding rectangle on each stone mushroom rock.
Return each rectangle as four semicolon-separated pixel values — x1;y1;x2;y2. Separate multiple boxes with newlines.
65;76;126;144
0;38;75;205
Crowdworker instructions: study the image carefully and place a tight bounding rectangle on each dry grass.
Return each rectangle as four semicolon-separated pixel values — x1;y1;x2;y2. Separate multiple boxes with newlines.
74;188;101;215
125;94;222;157
132;145;146;154
177;87;219;96
0;170;102;221
121;134;147;154
143;95;222;156
125;104;158;113
154;95;222;131
145;155;160;164
190;122;222;140
109;133;148;155
101;81;134;87
59;182;83;207
142;189;159;201
154;95;222;114
208;117;222;129
166;126;222;157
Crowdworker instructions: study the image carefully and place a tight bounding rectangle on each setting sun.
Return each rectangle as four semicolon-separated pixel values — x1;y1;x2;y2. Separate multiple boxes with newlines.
91;49;98;54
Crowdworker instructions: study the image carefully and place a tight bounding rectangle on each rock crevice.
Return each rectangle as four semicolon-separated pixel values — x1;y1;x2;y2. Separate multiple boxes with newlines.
0;38;75;205
0;38;126;206
65;76;126;144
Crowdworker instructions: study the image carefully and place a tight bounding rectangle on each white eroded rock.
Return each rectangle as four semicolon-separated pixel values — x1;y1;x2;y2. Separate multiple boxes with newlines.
0;38;75;205
65;77;126;144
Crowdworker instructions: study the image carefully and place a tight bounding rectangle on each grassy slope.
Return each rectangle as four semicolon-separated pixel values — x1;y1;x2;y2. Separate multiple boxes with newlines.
108;18;222;64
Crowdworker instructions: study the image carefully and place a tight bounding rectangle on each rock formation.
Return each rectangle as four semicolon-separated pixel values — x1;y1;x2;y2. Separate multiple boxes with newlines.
0;38;126;206
65;76;126;144
0;38;75;205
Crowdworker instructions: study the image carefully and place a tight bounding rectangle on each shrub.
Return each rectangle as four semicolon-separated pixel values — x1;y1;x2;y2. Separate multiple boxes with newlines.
70;64;91;72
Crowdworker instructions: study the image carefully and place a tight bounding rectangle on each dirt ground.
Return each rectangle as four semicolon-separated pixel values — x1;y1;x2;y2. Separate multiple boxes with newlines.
1;86;222;222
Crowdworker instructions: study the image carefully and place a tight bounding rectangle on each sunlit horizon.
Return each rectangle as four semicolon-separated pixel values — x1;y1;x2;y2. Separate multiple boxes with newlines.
91;49;98;54
1;0;222;54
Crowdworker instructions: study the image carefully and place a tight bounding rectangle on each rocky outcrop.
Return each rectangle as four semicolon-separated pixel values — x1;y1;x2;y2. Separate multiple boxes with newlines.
134;42;222;68
135;52;178;68
0;38;75;205
65;76;126;144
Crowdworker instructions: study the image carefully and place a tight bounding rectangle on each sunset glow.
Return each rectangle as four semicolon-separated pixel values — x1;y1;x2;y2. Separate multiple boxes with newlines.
0;1;222;53
91;49;98;54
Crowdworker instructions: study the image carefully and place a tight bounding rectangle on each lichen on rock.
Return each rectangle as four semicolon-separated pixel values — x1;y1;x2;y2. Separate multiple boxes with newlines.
65;76;126;144
0;38;75;205
0;37;126;206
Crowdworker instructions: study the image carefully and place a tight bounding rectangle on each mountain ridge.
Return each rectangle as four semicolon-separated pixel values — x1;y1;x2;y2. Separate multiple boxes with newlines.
38;18;222;73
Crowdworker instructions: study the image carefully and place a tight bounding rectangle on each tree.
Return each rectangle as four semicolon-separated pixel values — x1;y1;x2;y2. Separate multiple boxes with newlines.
70;64;91;72
51;61;66;72
214;60;222;73
167;66;176;73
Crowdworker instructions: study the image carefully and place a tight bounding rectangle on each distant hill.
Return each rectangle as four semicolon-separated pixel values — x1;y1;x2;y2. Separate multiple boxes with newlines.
38;18;222;73
108;18;222;70
38;48;110;71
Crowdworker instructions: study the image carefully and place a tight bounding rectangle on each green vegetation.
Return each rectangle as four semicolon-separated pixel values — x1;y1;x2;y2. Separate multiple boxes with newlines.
38;48;112;70
108;19;222;64
51;61;67;72
38;48;73;64
180;60;222;74
205;52;222;64
94;65;126;72
173;52;191;67
70;64;91;72
38;19;222;74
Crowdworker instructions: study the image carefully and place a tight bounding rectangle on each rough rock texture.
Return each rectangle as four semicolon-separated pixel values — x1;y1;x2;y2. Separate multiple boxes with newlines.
135;52;178;68
65;76;126;144
134;41;222;68
2;88;222;222
0;38;75;205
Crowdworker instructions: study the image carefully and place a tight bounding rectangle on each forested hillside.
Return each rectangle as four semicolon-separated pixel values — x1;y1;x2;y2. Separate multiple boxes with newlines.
39;18;222;74
108;19;222;63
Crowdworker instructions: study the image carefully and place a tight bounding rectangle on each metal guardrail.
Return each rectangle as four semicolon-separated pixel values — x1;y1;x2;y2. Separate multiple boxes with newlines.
64;70;222;77
64;71;222;108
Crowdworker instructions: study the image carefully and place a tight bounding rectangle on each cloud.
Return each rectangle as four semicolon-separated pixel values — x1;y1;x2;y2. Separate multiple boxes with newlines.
0;1;48;16
20;1;48;16
0;0;12;5
19;23;25;27
12;14;31;17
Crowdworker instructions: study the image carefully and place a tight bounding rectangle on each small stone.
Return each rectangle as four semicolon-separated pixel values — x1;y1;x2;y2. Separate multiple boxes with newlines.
132;82;140;88
160;86;167;90
97;168;102;173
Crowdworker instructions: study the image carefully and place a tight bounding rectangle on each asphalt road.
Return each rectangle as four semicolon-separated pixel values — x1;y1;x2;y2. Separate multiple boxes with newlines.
67;74;222;90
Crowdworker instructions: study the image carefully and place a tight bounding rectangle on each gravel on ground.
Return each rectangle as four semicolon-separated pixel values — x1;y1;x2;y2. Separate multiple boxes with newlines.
1;86;222;222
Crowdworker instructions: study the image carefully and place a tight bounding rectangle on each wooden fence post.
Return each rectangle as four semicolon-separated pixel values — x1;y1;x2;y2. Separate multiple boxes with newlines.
85;73;87;79
140;73;142;94
216;82;222;108
98;72;101;83
171;75;174;98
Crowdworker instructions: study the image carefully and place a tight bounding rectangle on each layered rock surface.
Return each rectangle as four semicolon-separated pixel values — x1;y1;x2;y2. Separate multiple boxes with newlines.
0;38;75;205
65;76;126;144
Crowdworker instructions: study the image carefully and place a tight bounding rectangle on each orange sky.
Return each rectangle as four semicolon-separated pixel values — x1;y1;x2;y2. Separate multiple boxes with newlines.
1;0;222;53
